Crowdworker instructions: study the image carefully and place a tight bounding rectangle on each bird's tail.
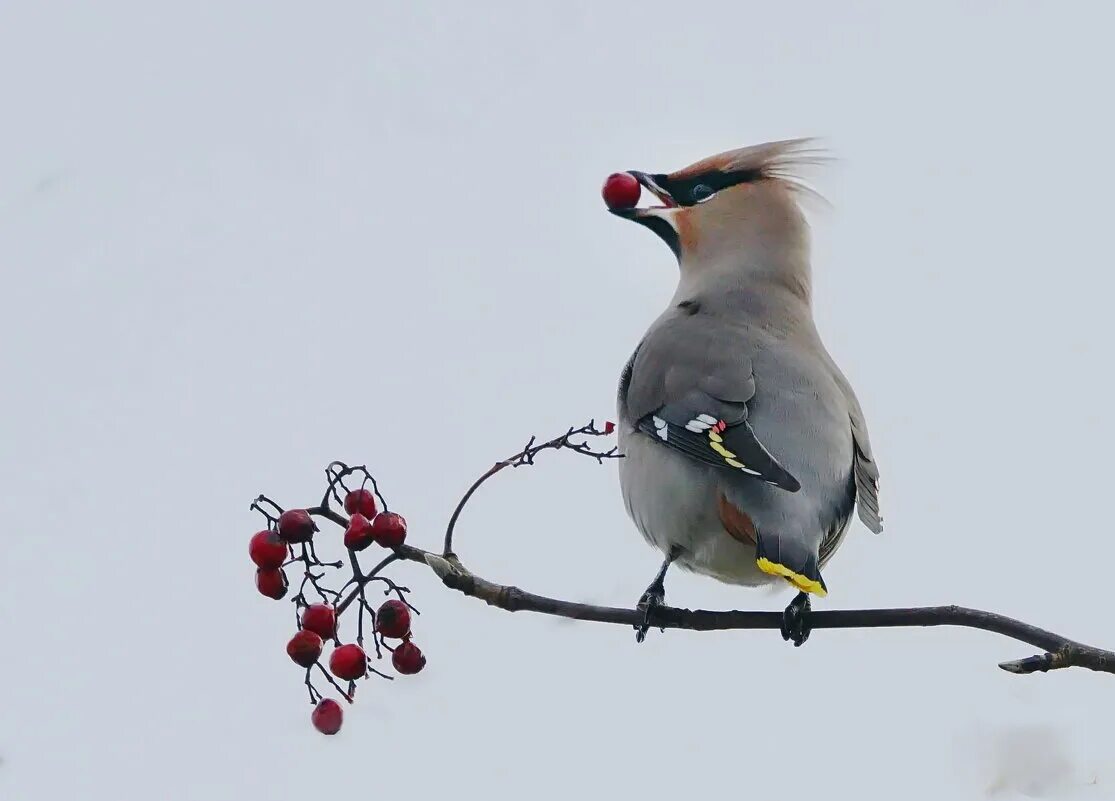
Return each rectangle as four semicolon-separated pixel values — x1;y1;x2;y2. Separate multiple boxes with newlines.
755;533;828;597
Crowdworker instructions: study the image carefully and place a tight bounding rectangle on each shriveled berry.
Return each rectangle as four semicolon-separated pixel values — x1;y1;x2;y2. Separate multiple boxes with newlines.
344;488;378;518
602;172;641;210
311;698;343;735
375;599;411;639
287;630;324;667
256;568;288;600
277;509;316;543
329;644;367;680
301;604;337;639
371;512;407;548
343;513;375;552
392;641;426;675
249;529;288;569
603;420;616;435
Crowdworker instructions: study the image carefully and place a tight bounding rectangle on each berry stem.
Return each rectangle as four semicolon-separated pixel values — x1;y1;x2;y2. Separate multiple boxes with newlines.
313;662;354;703
322;462;390;514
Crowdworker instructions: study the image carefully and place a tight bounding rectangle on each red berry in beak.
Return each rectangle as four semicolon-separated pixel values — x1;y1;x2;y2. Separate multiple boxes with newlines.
343;513;375;552
343;488;378;518
329;643;368;680
301;604;337;639
277;509;316;543
602;172;641;210
392;641;426;675
255;567;288;600
249;529;288;569
375;599;412;639
371;512;407;548
286;630;324;667
311;698;343;735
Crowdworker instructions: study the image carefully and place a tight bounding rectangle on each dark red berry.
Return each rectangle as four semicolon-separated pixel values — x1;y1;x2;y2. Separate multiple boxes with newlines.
286;630;323;667
603;420;616;435
301;604;337;639
311;698;343;735
255;568;288;600
375;599;411;639
329;644;367;680
602;172;641;210
344;488;378;518
392;641;426;675
249;529;288;569
371;512;407;548
277;509;316;543
343;513;375;552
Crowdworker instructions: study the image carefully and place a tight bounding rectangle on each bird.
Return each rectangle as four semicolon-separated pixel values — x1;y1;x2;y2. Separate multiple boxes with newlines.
609;139;882;645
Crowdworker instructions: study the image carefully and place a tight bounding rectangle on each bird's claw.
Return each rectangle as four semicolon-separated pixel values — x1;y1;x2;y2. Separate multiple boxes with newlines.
781;591;812;647
635;583;666;644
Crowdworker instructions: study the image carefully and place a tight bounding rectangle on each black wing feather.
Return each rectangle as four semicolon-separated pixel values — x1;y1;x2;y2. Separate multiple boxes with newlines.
636;399;800;492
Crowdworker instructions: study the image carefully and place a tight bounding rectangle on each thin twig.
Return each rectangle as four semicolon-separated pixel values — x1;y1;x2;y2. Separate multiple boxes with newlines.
314;662;355;702
442;420;620;557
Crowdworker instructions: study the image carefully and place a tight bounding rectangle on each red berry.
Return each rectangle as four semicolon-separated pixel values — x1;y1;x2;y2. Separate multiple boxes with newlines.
286;630;323;667
277;509;316;543
371;512;407;548
248;530;288;569
329;643;368;680
343;513;375;552
255;568;288;600
344;488;378;518
392;641;426;675
375;599;411;639
301;604;337;639
602;172;641;210
603;420;616;435
311;698;343;735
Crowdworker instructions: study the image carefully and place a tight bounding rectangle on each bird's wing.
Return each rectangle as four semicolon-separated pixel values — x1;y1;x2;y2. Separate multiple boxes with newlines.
827;365;883;533
849;401;882;532
623;316;800;492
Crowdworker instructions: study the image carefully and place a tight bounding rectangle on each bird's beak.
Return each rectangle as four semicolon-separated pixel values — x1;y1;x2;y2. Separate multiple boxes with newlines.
631;171;679;209
608;171;678;220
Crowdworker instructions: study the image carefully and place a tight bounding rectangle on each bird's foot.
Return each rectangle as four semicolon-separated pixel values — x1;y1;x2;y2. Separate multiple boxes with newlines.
781;591;812;647
634;580;666;644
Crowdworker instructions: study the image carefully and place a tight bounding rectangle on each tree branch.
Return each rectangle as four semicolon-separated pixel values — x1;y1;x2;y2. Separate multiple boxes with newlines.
266;420;1115;680
378;544;1110;675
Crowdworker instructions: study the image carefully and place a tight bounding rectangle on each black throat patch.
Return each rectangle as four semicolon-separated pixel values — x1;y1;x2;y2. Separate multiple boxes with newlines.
636;215;680;259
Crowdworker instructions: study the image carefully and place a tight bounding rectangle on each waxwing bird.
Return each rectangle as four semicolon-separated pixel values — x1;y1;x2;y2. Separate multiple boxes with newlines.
610;139;882;645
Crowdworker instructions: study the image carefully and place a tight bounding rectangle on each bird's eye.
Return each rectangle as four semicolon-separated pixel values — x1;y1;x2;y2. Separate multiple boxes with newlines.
691;184;713;203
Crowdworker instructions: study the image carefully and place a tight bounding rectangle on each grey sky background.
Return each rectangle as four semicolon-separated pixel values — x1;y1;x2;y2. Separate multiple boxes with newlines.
3;3;1114;800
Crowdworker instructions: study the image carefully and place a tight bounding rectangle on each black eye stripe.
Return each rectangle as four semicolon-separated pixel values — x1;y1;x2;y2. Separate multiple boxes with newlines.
656;168;762;207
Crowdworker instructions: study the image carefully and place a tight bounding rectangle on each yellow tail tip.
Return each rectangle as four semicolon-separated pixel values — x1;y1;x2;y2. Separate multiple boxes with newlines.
756;557;828;597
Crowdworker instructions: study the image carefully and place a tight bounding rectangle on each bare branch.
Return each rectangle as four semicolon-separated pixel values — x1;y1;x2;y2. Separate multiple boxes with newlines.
405;547;1114;675
441;420;620;557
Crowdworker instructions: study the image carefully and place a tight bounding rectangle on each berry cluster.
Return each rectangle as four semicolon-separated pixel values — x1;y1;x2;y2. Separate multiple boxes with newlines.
248;464;425;735
248;422;619;736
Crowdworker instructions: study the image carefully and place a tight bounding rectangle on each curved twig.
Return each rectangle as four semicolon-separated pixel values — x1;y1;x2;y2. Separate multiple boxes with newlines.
442;461;505;558
441;421;620;557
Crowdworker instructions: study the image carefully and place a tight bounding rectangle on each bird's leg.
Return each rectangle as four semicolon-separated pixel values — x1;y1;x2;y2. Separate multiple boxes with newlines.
781;590;812;647
635;548;680;643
